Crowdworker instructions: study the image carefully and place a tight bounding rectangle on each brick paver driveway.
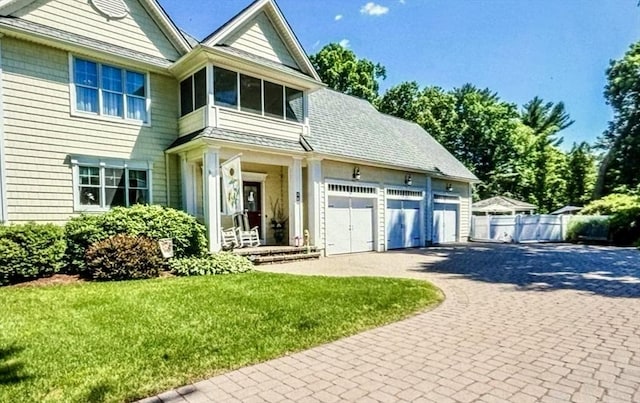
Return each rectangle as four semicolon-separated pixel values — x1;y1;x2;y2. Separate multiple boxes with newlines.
144;243;640;403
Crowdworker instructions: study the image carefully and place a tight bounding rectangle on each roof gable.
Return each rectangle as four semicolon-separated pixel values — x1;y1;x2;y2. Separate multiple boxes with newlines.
0;0;190;60
202;0;320;80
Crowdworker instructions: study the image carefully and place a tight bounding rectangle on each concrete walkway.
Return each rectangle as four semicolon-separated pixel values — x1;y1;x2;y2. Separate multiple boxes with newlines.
142;243;640;403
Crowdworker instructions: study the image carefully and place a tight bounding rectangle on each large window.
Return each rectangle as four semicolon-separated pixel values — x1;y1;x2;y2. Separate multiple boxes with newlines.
240;74;262;114
212;66;304;122
213;67;238;108
73;157;151;211
73;57;148;123
179;68;207;116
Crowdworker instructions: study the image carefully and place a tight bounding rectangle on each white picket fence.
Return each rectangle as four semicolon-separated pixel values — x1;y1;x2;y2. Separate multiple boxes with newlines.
470;214;572;243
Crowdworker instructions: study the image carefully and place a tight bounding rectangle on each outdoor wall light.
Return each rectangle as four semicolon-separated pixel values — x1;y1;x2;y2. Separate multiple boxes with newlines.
446;183;454;192
353;167;361;181
405;174;413;186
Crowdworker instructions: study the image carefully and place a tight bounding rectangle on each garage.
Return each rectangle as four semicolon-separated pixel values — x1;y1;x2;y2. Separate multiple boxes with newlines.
386;189;424;249
325;184;376;255
433;197;459;244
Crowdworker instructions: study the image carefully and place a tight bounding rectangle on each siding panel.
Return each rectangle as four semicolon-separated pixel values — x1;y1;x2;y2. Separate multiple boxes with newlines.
13;0;180;61
2;38;178;223
224;12;298;69
218;108;302;140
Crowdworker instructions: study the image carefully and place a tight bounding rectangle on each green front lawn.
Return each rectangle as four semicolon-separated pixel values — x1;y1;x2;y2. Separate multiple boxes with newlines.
0;272;442;403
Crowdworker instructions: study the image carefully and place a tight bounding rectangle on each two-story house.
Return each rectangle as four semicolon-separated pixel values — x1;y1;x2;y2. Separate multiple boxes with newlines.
0;0;478;255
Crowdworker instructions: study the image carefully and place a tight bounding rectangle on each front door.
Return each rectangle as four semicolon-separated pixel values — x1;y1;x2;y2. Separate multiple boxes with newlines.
243;182;262;238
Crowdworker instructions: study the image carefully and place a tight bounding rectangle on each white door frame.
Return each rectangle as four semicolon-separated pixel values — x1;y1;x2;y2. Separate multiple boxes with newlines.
324;179;380;255
242;172;268;244
385;187;425;250
433;192;461;243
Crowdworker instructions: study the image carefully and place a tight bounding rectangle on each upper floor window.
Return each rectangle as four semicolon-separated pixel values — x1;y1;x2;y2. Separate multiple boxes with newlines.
179;68;207;116
212;66;304;123
73;57;149;123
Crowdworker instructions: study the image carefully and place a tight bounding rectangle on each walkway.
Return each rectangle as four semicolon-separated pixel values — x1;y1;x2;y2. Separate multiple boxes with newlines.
142;243;640;403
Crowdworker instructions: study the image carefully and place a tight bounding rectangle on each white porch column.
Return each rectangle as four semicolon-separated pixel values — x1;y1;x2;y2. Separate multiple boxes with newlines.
180;154;192;215
288;157;303;245
203;146;221;252
306;158;322;246
426;176;433;244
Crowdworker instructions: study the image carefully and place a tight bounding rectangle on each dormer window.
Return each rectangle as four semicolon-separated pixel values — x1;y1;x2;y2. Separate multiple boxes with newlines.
72;57;149;124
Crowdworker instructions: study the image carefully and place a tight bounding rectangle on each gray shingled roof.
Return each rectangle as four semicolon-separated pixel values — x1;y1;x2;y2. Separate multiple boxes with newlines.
307;89;478;181
0;16;174;67
473;196;537;210
168;126;306;153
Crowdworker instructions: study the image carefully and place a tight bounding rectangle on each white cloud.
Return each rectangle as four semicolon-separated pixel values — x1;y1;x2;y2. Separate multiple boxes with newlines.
360;2;389;16
399;0;405;4
335;14;343;21
339;39;350;48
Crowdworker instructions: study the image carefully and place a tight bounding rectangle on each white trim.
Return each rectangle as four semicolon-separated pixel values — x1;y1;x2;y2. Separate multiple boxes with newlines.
70;155;153;212
203;146;221;252
201;0;320;81
0;37;6;223
68;54;152;127
433;192;462;204
241;172;268;243
306;158;322;246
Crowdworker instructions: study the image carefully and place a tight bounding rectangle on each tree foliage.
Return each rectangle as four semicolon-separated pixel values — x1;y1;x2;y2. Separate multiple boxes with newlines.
309;43;386;102
314;44;594;211
566;142;597;206
596;41;640;197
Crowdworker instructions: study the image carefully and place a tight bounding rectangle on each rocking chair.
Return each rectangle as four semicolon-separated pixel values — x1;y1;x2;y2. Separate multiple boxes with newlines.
233;213;261;248
220;227;239;250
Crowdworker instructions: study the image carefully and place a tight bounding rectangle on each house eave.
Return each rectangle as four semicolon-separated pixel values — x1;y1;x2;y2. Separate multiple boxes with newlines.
0;23;174;75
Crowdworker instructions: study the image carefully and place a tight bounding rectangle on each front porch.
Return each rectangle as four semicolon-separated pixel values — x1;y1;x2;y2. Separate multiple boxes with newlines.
170;144;322;253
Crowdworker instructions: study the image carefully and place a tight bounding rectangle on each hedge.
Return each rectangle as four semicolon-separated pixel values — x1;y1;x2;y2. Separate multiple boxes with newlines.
65;205;207;275
169;253;253;276
0;223;66;285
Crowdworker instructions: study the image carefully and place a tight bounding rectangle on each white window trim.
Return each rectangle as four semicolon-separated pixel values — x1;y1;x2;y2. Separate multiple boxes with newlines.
68;54;152;127
71;156;153;212
212;65;306;125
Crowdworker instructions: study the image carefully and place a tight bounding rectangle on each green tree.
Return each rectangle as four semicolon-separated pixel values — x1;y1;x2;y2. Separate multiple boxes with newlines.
596;41;640;197
520;97;574;212
565;142;597;206
309;43;386;102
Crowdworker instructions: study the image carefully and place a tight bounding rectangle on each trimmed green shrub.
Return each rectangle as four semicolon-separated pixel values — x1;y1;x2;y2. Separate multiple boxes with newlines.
65;205;207;274
64;214;106;275
581;193;640;215
566;216;611;243
169;253;253;276
85;234;165;281
0;223;66;285
580;194;640;246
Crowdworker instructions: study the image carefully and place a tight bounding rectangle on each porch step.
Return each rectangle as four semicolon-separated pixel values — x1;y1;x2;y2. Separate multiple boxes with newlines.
234;246;321;265
253;252;322;265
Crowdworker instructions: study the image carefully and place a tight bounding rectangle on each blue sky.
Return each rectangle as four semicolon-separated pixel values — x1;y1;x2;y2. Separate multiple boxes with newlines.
159;0;640;149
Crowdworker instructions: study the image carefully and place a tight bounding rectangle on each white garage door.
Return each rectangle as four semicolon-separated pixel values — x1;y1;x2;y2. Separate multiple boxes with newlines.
386;200;421;249
433;203;458;244
326;196;374;255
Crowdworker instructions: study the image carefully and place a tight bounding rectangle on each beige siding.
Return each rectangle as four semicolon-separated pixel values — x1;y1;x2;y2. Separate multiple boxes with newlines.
224;12;298;69
218;108;302;141
2;38;178;223
178;108;206;136
432;178;471;241
13;0;180;61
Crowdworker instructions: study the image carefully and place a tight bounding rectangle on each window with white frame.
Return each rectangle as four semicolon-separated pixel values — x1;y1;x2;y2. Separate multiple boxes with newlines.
72;57;149;123
212;66;304;123
72;157;151;210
